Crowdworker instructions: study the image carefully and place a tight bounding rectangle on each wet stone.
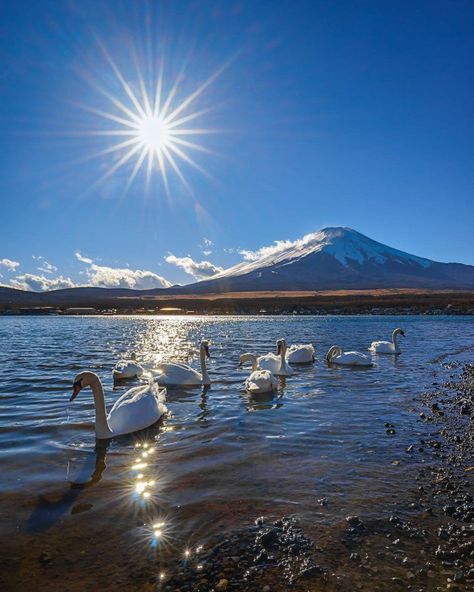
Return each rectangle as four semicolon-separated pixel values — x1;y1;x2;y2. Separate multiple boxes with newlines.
346;515;364;528
38;551;53;565
258;528;279;550
215;578;229;591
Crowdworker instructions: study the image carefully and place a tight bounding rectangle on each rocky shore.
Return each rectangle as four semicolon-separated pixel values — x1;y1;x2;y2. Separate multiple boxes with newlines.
156;365;474;592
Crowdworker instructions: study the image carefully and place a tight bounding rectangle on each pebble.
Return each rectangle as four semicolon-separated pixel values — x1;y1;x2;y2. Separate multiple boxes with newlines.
38;551;53;565
258;528;279;549
346;515;363;527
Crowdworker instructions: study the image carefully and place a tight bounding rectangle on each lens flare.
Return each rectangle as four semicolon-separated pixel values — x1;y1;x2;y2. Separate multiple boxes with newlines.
74;38;230;196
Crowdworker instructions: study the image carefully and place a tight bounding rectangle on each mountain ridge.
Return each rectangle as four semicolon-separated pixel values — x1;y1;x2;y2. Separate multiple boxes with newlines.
189;226;474;293
1;227;474;306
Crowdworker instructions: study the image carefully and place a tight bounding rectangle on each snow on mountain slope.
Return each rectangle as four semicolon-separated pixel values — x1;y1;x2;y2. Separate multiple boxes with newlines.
212;227;432;280
191;227;474;292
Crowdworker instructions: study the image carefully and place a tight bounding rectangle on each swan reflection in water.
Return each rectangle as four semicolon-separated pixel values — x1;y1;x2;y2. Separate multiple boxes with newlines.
197;385;211;423
27;441;109;532
68;440;109;491
27;424;165;532
241;388;284;412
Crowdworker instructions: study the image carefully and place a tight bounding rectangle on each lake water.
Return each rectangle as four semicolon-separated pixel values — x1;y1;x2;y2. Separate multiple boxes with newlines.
1;315;473;590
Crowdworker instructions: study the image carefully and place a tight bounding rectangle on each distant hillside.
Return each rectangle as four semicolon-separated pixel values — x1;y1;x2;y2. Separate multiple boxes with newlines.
1;227;474;309
0;286;172;308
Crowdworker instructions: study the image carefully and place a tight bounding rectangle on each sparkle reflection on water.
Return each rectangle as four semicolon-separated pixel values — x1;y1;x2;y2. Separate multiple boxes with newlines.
0;314;473;588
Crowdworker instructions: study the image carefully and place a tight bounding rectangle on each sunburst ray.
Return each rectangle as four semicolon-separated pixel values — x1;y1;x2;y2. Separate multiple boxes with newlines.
74;39;228;195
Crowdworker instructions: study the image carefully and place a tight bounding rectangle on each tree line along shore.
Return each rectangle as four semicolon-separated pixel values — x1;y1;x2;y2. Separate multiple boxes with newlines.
1;290;474;316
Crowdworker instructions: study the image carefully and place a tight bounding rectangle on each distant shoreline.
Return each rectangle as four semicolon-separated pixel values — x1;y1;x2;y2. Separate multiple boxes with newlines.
1;289;473;316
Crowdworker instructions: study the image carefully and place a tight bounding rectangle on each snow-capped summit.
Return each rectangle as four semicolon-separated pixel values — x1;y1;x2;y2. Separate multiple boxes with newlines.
192;226;474;292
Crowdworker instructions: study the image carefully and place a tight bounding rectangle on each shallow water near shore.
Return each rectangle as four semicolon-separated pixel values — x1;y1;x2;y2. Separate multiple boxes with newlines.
1;315;473;590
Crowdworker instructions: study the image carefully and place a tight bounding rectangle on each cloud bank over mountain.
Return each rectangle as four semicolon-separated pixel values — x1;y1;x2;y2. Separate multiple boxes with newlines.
165;254;223;280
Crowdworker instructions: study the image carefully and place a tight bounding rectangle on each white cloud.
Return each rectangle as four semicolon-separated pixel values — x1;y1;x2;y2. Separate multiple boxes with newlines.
9;274;77;292
165;254;223;280
38;261;58;274
237;232;329;261
0;258;20;271
199;238;213;255
3;253;171;292
75;251;93;264
33;255;58;274
238;240;295;261
85;263;171;289
75;252;171;289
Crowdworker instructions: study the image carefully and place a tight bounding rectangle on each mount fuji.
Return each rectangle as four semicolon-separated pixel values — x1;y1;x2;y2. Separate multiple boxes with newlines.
188;227;474;292
1;227;473;310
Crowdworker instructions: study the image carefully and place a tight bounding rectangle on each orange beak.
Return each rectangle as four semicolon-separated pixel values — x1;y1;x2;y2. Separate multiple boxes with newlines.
70;383;82;402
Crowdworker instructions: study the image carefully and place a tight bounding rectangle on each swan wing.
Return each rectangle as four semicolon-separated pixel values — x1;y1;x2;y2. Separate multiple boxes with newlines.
286;344;315;363
155;361;190;371
369;341;396;353
108;382;167;435
339;351;372;366
258;354;280;374
153;363;202;386
113;360;144;378
246;370;277;394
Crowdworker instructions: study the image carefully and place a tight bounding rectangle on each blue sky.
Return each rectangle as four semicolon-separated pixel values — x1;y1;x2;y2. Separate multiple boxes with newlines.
0;0;473;290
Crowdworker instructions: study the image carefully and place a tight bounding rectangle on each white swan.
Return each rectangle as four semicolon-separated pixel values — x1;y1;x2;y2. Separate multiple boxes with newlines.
326;345;372;367
69;371;167;439
257;339;293;376
112;359;144;380
153;340;211;387
369;328;405;354
286;343;315;364
239;353;278;394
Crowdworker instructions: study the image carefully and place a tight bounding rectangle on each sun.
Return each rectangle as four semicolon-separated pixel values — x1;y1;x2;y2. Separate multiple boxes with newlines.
136;115;171;154
75;40;228;195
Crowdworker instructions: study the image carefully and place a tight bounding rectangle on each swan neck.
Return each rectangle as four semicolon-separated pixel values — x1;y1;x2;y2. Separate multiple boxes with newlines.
327;346;340;362
248;354;258;372
392;330;398;348
279;342;287;372
200;348;210;386
240;353;258;372
90;377;112;438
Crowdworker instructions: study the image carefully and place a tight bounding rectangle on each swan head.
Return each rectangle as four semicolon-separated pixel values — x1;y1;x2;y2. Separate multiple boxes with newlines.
276;338;287;355
70;371;99;402
394;328;405;338
238;353;255;368
326;345;342;363
200;340;211;358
